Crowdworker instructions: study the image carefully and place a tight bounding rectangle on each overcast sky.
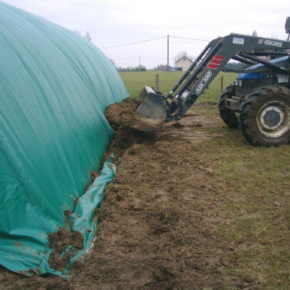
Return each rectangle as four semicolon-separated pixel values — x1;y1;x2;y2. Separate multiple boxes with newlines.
2;0;290;69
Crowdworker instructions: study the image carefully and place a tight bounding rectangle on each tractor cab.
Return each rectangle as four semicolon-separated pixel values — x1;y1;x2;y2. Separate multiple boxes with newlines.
235;55;290;98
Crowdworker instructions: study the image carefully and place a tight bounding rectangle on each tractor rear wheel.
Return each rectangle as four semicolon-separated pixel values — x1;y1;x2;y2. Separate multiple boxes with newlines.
239;86;290;146
218;82;239;129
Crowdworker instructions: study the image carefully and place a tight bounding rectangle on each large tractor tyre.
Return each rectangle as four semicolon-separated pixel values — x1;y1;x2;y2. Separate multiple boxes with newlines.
239;86;290;146
218;82;239;129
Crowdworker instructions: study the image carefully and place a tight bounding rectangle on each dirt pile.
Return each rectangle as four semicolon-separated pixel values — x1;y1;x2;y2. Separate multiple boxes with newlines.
0;104;250;290
105;98;139;130
64;102;241;289
75;138;238;289
105;96;166;133
104;98;157;159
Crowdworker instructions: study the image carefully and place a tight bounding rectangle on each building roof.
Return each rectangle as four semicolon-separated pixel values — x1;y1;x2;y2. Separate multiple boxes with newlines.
175;56;194;63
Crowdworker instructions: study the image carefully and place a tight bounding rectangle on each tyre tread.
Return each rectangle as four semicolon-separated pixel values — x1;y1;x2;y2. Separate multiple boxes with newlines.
239;85;290;146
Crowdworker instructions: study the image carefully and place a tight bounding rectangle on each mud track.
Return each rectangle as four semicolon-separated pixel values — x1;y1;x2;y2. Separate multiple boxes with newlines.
0;101;246;290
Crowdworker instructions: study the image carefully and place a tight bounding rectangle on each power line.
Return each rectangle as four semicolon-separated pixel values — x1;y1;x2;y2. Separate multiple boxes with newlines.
113;56;175;61
100;35;209;50
100;36;167;49
113;57;139;60
170;35;209;42
142;57;168;60
105;35;209;68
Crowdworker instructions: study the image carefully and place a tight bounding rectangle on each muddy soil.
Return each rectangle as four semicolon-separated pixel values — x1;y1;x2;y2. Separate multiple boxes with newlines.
0;103;249;289
104;98;139;130
48;228;83;272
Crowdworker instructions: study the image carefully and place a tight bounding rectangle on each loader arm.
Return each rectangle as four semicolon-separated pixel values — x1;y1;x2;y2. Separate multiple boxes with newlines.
133;33;290;131
168;33;290;121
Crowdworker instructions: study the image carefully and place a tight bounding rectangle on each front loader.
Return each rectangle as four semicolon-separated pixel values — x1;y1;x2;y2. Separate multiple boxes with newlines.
133;17;290;146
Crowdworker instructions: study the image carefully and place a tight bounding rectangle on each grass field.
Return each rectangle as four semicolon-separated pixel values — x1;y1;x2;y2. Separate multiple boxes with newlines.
118;71;290;289
202;123;290;289
119;71;237;102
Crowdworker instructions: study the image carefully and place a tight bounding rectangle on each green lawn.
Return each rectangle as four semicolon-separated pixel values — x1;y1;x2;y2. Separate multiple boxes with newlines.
200;120;290;290
119;71;237;102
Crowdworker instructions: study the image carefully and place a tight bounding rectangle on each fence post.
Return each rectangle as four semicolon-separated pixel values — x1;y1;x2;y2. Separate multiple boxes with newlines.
156;74;159;92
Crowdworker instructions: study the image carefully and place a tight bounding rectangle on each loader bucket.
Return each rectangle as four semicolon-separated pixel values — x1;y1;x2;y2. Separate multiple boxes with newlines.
131;87;168;131
136;86;157;103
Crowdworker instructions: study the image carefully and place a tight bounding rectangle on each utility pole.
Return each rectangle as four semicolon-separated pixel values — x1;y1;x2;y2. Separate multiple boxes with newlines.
167;35;169;73
156;74;159;91
139;56;140;72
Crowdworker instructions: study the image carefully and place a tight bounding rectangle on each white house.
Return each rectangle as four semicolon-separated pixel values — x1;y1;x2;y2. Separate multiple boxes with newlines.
175;56;193;71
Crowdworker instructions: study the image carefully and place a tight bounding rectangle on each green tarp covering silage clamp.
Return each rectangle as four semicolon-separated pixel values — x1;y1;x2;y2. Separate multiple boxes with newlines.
0;1;128;276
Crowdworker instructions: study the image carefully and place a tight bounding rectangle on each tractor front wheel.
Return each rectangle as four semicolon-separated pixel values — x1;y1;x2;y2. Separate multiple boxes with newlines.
239;86;290;146
218;82;239;129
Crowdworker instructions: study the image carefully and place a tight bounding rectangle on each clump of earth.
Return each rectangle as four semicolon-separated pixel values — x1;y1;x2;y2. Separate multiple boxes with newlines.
48;228;83;272
104;98;140;130
104;98;157;159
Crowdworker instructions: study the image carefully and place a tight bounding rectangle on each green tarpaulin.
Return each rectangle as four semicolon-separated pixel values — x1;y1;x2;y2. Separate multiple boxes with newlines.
0;2;128;275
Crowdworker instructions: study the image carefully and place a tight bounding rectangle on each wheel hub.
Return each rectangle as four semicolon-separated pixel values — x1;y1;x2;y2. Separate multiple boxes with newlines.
257;101;290;138
260;106;283;130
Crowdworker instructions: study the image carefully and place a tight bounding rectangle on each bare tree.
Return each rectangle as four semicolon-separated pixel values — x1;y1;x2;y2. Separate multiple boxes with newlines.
73;30;81;35
174;51;194;62
73;30;92;42
252;30;258;37
84;32;91;42
109;59;116;66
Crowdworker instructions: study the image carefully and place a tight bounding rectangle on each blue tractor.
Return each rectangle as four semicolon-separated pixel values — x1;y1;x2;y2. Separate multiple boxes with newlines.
219;54;290;145
134;17;290;146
